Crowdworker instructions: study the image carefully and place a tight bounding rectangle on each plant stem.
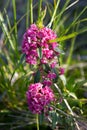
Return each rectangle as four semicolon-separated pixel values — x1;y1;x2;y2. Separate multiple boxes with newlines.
26;0;29;28
47;0;60;28
12;0;17;40
38;0;42;19
36;114;39;130
30;0;33;24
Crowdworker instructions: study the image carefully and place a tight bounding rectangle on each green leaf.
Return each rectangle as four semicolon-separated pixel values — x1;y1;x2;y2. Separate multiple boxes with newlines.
50;26;87;43
50;111;58;129
29;0;33;24
26;0;30;28
54;47;65;55
39;112;44;125
59;75;66;86
43;64;51;73
0;11;15;50
68;92;77;99
0;54;8;65
47;0;60;28
75;80;87;88
50;32;78;42
80;98;87;104
12;0;17;39
67;98;82;107
15;54;25;68
34;70;40;83
37;48;42;59
19;54;26;65
52;68;59;83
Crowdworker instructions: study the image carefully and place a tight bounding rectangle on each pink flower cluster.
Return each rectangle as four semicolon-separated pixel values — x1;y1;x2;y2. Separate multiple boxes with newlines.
26;83;54;114
22;24;59;65
22;24;65;114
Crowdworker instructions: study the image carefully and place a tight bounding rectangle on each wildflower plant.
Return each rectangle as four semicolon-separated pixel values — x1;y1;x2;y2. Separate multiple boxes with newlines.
22;23;65;129
0;0;87;130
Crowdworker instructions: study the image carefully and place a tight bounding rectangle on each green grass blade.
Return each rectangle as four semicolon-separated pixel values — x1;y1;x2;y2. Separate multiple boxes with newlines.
50;26;87;43
26;0;29;28
46;2;53;17
52;0;70;29
50;32;78;42
65;0;79;10
29;0;33;24
75;18;87;24
38;0;42;19
12;0;17;39
4;3;38;45
3;8;18;51
43;0;53;18
4;8;11;30
64;6;87;35
66;12;80;68
0;12;14;50
47;0;60;28
2;0;10;14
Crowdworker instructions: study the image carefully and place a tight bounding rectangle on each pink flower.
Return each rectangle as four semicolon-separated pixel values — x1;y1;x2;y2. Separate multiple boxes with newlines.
22;24;59;65
42;49;54;59
50;61;57;68
43;80;52;86
59;67;64;75
40;57;48;64
26;83;54;114
26;55;37;65
47;72;56;80
44;106;53;116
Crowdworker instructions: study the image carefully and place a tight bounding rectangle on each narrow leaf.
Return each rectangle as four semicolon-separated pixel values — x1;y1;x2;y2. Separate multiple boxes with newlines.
26;0;29;28
43;64;51;73
30;0;33;24
12;0;17;39
0;12;14;50
19;54;26;65
39;112;44;125
54;47;65;55
34;70;40;83
59;75;66;86
47;0;60;28
37;48;42;59
50;32;78;42
52;68;59;83
50;27;87;43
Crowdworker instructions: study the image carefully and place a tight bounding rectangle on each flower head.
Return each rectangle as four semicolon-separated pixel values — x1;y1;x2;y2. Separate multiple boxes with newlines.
26;83;54;114
22;24;59;65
